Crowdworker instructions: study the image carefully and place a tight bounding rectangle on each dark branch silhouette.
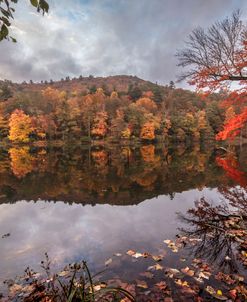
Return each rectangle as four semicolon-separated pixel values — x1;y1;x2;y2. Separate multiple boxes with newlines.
176;10;247;83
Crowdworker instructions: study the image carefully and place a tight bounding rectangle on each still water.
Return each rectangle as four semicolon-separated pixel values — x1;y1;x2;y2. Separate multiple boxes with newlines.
0;144;246;288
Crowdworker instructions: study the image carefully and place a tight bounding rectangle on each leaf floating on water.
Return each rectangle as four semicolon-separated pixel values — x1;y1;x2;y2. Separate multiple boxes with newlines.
229;289;237;300
193;276;204;284
105;258;112;266
155;281;167;290
174;279;189;287
163;239;172;244
142;252;150;258
132;252;143;259
114;253;122;257
126;250;136;256
166;268;182;278
205;286;228;300
233;274;244;282
136;280;148;289
147;264;163;271
163;240;178;252
152;255;163;262
93;282;107;292
181;267;195;277
215;272;235;285
198;271;211;279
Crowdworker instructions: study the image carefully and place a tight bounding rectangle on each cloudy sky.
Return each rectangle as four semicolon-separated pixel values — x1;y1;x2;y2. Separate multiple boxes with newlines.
0;0;247;87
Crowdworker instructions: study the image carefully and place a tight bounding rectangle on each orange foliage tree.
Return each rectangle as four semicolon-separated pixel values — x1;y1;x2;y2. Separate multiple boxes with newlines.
177;11;247;141
91;111;108;138
9;109;33;143
140;121;156;140
136;97;158;114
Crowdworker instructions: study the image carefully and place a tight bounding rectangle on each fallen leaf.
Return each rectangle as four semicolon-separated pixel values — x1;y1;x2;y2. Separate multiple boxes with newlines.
142;252;150;258
174;279;189;287
181;267;195;277
147;264;163;271
198;271;211;279
152;255;163;262
166;268;182;278
105;258;112;266
132;252;143;258
163;239;172;244
136;280;148;289
155;281;167;290
126;250;136;256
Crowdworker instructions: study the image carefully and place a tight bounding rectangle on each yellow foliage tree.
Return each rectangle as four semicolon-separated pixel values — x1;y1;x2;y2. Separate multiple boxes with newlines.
8;109;33;143
9;147;35;178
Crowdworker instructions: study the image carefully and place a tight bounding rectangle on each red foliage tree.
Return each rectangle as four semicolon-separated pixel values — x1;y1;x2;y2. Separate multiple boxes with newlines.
177;11;247;141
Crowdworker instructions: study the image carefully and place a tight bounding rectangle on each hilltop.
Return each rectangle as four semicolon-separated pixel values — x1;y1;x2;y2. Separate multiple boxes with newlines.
1;75;165;96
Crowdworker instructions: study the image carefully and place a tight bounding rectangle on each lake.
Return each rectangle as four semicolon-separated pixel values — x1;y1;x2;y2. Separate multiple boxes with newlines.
0;143;246;299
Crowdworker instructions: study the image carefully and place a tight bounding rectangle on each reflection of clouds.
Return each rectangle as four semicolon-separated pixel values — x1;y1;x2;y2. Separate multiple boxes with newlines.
0;188;221;282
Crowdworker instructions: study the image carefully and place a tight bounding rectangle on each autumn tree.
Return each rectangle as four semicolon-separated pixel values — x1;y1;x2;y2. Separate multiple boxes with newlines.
9;109;33;142
31;114;57;140
140;113;160;141
91;111;108;138
136;97;158;114
177;10;247;141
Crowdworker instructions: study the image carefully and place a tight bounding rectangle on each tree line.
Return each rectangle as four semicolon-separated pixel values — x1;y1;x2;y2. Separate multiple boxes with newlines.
0;81;233;144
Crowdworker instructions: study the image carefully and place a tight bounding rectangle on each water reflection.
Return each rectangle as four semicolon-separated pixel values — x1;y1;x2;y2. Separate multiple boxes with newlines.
178;189;246;273
0;144;246;289
0;144;244;205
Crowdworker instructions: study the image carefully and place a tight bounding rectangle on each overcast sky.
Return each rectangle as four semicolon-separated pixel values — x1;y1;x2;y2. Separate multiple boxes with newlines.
0;0;247;87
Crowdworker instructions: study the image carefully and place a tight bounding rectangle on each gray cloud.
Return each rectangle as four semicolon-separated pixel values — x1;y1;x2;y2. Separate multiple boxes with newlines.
0;0;247;87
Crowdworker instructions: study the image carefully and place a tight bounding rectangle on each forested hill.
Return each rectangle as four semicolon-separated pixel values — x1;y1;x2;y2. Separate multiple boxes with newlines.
0;75;227;144
1;75;159;96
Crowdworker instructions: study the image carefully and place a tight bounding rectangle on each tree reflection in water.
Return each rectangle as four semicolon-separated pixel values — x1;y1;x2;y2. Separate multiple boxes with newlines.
178;153;247;274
